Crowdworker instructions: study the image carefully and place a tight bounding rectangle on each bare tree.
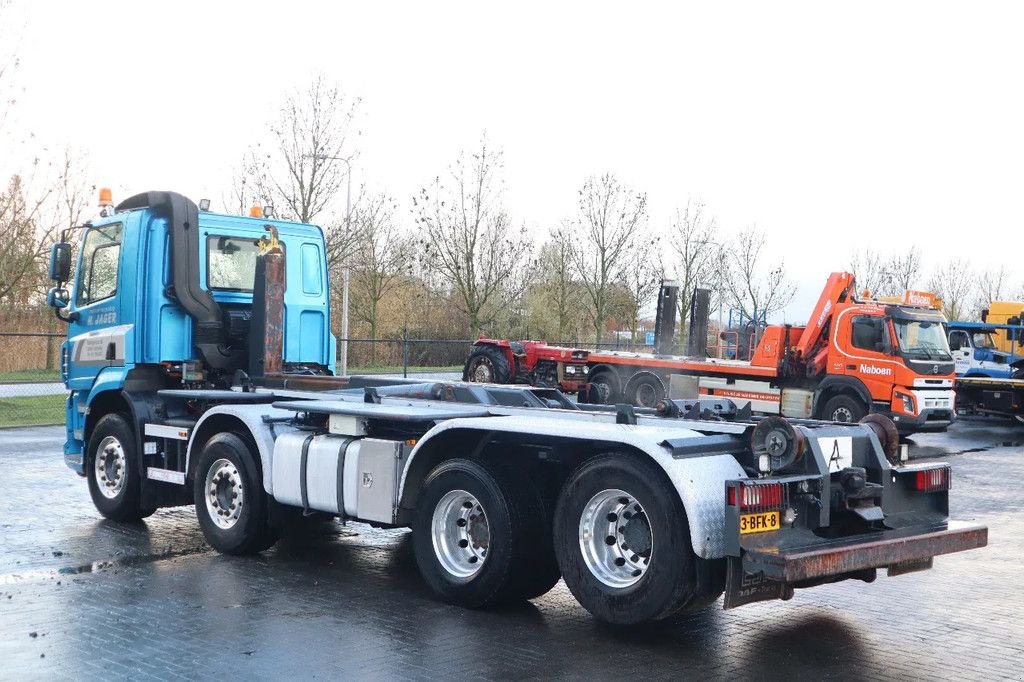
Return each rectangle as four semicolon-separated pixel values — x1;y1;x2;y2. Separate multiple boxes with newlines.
537;227;578;341
412;139;532;337
620;235;662;343
887;247;921;294
975;265;1009;317
849;246;921;298
349;192;409;352
239;75;362;273
669;199;719;346
927;259;975;320
849;249;886;296
567;173;648;344
0;149;91;304
721;226;796;331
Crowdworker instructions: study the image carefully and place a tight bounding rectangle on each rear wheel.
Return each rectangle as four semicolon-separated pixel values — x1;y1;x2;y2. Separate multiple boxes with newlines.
86;413;153;521
193;433;277;555
821;394;867;423
463;346;512;384
626;373;665;408
413;459;560;607
554;454;703;625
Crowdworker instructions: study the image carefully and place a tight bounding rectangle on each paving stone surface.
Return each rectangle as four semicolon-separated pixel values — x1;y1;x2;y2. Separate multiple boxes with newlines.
0;420;1020;680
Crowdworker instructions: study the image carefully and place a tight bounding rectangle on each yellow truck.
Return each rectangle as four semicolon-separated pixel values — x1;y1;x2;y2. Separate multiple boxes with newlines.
981;301;1024;353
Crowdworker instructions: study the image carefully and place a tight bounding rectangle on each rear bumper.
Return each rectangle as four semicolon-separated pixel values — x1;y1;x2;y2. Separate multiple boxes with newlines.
741;521;987;583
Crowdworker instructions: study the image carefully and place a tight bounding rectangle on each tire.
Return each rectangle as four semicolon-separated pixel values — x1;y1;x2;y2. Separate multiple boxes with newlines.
463;346;512;384
588;369;621;404
193;432;277;555
86;413;154;521
413;458;559;608
553;454;701;625
821;394;867;423
625;373;665;408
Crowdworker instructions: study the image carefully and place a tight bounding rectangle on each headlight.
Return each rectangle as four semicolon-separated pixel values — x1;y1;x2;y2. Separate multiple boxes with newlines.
565;366;576;375
898;392;915;414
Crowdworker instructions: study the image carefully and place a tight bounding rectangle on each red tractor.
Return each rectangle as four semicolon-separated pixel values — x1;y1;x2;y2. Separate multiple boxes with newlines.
462;339;591;392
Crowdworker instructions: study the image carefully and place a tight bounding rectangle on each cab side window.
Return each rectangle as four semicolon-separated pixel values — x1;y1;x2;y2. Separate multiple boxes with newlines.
948;331;969;351
851;316;886;352
76;224;123;306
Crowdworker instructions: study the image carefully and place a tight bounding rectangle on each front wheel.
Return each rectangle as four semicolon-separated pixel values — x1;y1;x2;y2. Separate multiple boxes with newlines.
86;413;153;521
821;394;867;423
554;454;703;625
193;433;277;555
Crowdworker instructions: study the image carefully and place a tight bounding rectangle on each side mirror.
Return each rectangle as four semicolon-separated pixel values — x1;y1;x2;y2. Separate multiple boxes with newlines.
47;287;69;309
49;243;72;282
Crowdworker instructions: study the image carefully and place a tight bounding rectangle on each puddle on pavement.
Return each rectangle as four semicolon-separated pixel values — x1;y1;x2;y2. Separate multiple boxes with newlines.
0;545;211;585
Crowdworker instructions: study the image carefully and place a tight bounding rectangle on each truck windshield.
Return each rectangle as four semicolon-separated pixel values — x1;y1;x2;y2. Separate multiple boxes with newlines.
894;319;952;361
973;332;996;349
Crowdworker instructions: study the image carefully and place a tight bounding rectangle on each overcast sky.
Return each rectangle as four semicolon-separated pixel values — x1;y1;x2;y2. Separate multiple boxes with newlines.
7;1;1024;320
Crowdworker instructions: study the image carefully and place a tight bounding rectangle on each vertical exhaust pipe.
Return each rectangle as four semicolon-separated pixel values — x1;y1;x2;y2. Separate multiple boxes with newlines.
687;288;711;358
654;280;679;355
250;226;285;378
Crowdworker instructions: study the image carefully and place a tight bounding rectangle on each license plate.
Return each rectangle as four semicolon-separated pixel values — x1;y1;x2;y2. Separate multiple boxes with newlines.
740;511;780;534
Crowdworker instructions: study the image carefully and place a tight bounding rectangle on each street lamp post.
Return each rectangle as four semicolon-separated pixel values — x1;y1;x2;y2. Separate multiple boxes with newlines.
303;153;353;376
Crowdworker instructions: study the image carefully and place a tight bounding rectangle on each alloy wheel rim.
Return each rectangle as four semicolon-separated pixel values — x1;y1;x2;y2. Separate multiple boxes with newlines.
431;489;489;579
95;436;127;500
205;458;244;530
579;488;653;588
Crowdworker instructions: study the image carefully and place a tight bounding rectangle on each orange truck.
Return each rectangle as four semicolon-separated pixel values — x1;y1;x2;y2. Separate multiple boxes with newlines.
465;272;956;434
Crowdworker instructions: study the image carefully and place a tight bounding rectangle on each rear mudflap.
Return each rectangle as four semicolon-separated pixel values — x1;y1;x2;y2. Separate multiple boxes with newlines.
724;557;793;609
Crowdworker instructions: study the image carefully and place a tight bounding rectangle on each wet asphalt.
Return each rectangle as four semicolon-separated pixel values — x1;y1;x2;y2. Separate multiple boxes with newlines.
0;419;1021;680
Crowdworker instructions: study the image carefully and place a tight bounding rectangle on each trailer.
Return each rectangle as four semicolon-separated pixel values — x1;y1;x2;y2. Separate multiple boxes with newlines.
42;190;987;625
467;275;958;434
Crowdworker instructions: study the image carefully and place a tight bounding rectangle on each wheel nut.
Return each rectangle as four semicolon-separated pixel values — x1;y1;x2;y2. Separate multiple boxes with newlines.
606;512;618;522
456;518;467;527
458;539;469;548
605;536;616;545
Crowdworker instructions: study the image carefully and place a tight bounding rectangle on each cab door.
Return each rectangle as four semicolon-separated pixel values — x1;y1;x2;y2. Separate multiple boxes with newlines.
947;330;972;376
842;313;897;400
66;222;129;391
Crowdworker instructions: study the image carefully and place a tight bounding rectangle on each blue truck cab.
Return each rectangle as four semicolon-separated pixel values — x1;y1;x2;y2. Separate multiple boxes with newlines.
47;191;335;475
947;322;1018;378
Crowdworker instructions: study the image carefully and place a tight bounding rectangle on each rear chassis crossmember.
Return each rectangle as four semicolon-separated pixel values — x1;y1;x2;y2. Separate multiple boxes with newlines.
724;522;987;608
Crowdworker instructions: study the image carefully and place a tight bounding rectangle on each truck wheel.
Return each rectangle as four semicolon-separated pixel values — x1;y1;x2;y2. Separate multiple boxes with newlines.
821;394;866;423
588;369;620;404
193;433;277;555
463;347;511;384
625;373;665;408
553;454;700;625
413;458;559;607
86;413;154;521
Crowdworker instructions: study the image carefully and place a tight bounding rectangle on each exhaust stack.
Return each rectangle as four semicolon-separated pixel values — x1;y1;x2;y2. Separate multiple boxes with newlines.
250;226;285;378
654;281;679;355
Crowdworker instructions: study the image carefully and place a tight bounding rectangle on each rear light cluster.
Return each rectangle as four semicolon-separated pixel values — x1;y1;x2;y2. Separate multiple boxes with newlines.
727;482;787;511
911;466;950;492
